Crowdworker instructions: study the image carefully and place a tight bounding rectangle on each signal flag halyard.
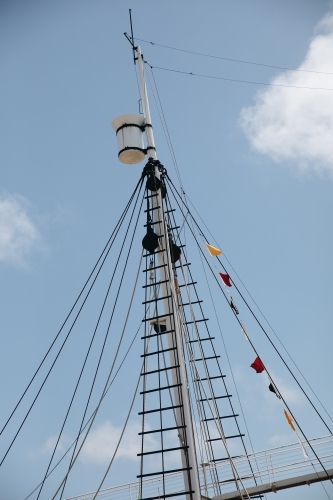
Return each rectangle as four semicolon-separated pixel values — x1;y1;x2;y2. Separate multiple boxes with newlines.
206;243;222;257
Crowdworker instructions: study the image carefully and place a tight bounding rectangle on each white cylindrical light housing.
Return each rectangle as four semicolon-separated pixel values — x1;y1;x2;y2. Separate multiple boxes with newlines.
111;114;145;164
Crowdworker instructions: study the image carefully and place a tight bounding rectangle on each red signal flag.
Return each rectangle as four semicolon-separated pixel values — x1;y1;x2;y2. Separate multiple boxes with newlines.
251;357;265;373
219;273;232;287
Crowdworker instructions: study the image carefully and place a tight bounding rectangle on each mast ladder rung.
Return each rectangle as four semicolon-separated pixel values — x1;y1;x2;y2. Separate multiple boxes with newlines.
144;193;159;199
140;383;182;395
144;206;160;212
142;295;172;305
141;346;177;358
141;365;180;376
219;475;253;484
144;221;162;227
200;375;225;380
138;404;182;415
191;355;220;362
208;433;245;442
202;414;239;422
140;491;194;500
141;328;175;340
179;281;197;288
169;225;180;231
142;279;169;289
143;249;166;257
199;394;232;401
185;318;209;325
137;467;192;478
164;208;176;214
139;424;186;435
144;245;185;258
181;300;203;307
142;312;173;323
143;264;167;273
189;337;215;343
212;455;242;462
175;262;191;269
137;445;189;456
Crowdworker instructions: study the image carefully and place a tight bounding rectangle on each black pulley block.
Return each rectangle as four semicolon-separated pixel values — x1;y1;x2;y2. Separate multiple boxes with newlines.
142;230;159;254
146;175;161;192
146;175;167;198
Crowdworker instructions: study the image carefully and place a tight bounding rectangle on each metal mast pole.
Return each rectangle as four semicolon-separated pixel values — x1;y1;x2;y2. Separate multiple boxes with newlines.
136;46;201;500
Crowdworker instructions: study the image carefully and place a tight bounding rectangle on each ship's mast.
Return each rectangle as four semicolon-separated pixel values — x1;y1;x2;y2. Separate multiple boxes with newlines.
136;45;201;500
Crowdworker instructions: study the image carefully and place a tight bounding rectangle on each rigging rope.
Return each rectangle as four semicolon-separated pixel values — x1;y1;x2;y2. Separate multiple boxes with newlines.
50;181;146;498
136;37;333;76
165;189;260;487
0;180;144;468
185;191;333;428
167;175;333;435
24;307;148;500
146;49;333;437
149;65;333;92
176;281;223;495
38;187;145;499
163;184;261;495
165;176;333;486
92;326;154;500
139;67;333;494
190;217;267;497
58;200;145;498
145;67;183;190
176;264;250;500
145;71;332;484
0;178;143;441
91;362;143;500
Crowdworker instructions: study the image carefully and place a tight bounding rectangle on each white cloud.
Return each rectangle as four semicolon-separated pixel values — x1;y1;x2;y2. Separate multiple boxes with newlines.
29;434;72;458
79;420;157;466
240;11;333;176
0;194;41;267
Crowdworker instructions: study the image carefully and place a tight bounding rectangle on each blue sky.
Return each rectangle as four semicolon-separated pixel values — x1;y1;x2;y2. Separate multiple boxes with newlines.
1;1;333;499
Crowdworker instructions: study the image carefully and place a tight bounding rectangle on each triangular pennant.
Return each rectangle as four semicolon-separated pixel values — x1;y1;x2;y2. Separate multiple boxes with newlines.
206;243;222;257
268;382;281;399
250;357;265;373
296;432;309;458
284;409;296;432
219;273;232;287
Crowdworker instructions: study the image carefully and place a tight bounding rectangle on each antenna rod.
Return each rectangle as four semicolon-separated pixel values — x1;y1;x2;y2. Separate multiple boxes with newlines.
129;9;136;65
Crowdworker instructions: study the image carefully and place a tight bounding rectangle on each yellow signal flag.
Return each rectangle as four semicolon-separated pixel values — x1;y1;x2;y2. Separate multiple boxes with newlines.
205;243;222;257
284;409;296;432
